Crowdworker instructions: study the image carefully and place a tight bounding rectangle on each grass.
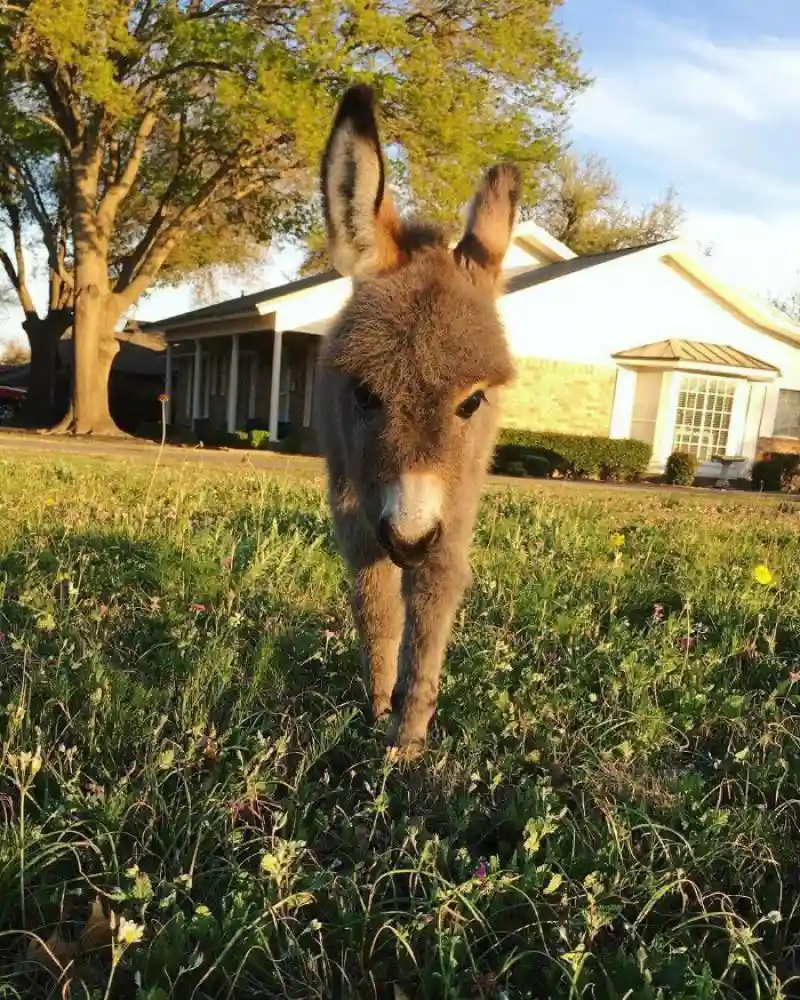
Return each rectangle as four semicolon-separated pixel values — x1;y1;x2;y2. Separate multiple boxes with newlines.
1;455;800;999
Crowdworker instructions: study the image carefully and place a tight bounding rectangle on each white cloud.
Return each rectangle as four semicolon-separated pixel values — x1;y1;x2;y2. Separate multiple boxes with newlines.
568;7;800;298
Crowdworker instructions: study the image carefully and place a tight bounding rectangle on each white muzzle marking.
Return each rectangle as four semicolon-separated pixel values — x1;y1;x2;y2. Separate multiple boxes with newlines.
381;472;444;543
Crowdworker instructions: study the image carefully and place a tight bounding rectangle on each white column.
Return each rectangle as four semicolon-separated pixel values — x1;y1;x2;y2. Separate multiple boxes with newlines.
191;339;202;424
226;334;240;434
269;329;283;442
164;343;173;425
609;367;636;439
303;343;316;427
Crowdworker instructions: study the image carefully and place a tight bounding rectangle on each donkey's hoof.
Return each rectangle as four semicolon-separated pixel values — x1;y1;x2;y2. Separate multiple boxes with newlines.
372;698;393;723
386;741;425;764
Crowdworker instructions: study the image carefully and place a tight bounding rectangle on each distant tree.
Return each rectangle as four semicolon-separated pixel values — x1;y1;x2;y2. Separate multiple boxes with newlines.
2;0;587;434
0;337;31;365
770;279;800;324
523;153;683;255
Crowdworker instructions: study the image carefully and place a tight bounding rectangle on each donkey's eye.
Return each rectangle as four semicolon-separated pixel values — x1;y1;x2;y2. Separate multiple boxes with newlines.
456;390;486;420
353;381;381;412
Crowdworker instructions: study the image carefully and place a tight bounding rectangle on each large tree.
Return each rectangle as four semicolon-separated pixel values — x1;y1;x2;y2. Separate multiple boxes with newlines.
525;153;683;255
1;0;586;434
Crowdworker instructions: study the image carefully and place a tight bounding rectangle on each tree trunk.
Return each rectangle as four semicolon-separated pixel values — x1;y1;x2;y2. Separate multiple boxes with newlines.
19;312;71;428
64;259;123;436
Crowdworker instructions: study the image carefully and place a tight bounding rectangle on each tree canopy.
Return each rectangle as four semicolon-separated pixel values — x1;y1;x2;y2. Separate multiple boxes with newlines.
0;0;587;432
525;153;684;255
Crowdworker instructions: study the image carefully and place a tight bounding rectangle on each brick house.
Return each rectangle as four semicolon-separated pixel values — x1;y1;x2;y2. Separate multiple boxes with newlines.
148;220;800;476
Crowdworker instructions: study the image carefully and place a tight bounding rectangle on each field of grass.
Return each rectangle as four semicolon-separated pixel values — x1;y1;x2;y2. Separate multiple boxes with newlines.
2;454;800;999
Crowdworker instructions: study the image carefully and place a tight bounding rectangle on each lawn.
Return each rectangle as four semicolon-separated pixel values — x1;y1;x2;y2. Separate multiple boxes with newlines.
1;454;800;999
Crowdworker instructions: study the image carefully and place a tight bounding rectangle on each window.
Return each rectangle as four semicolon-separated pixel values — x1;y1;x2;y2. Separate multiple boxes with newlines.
672;375;736;461
279;365;292;423
774;389;800;438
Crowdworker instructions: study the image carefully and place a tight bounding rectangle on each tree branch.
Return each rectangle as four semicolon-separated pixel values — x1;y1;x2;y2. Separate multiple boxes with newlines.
114;147;266;309
96;110;157;235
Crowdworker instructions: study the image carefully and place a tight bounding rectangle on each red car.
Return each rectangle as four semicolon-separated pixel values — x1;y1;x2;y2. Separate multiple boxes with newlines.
0;385;26;424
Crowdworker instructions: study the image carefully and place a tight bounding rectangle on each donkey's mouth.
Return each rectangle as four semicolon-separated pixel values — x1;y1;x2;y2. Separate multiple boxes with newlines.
376;518;442;570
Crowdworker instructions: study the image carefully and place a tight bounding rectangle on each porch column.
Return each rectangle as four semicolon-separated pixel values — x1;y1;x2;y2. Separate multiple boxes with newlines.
269;329;283;442
164;342;173;425
191;339;202;425
226;333;240;433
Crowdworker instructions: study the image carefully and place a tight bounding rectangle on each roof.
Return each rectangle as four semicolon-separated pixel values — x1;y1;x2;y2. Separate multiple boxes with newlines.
612;338;779;372
152;270;339;329
503;241;671;295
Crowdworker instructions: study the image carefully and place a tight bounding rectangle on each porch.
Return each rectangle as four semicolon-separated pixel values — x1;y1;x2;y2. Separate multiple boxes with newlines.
165;328;321;447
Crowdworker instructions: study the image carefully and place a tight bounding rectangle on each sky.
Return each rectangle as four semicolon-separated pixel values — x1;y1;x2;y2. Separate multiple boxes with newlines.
2;0;799;338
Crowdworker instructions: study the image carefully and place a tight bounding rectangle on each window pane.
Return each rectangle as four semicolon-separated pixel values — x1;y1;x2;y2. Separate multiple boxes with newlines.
774;389;800;438
672;375;736;461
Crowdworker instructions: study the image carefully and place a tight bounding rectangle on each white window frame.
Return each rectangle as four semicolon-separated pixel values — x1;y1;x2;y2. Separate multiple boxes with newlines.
672;374;738;461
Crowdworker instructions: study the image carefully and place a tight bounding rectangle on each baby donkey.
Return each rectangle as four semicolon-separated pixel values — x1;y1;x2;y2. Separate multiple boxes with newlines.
317;85;520;754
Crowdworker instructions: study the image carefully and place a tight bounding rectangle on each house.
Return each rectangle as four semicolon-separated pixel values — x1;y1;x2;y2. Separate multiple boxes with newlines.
148;221;800;476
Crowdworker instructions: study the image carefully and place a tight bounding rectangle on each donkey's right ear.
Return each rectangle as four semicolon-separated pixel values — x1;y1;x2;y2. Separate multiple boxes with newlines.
321;85;402;278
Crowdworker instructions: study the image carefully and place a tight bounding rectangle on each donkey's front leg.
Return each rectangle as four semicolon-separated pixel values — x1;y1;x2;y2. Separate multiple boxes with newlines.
389;555;470;750
352;557;405;721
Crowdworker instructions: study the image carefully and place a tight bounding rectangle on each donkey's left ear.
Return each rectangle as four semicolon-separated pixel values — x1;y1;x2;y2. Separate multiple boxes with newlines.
321;85;402;278
454;164;521;291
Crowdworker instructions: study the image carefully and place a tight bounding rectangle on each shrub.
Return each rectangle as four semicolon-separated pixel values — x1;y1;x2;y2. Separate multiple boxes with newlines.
664;451;698;486
493;429;651;482
249;429;270;450
751;453;800;492
524;454;551;478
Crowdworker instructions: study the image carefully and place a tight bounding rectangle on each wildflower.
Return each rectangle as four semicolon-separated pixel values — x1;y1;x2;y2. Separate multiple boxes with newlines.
158;393;170;403
189;602;207;612
115;916;144;946
679;635;696;652
652;603;665;622
609;532;625;549
752;564;774;586
99;604;109;618
790;670;800;683
474;860;487;882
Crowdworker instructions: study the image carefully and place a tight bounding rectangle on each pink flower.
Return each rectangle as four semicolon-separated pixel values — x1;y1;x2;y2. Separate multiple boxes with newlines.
474;861;487;882
189;603;207;613
652;603;665;622
99;604;109;618
790;670;800;683
679;635;696;652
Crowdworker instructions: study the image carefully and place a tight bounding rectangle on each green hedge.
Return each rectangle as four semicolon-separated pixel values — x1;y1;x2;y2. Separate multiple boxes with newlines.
493;429;651;482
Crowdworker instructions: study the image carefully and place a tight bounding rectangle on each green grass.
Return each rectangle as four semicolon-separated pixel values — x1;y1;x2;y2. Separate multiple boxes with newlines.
1;455;800;999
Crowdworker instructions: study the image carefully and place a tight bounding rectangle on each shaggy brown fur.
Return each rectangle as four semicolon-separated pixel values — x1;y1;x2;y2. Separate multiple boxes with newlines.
317;85;520;753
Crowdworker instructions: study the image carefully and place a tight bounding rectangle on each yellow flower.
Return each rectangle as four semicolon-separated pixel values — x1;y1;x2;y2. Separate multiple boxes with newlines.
609;533;625;549
115;916;144;945
752;564;774;586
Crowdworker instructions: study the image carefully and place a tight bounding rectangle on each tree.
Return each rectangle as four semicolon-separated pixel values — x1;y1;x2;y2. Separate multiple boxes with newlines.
1;0;586;434
770;283;800;324
524;153;683;255
0;337;31;365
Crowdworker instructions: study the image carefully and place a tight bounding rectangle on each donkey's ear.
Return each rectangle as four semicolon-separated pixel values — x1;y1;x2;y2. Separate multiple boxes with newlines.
454;164;521;290
321;85;402;277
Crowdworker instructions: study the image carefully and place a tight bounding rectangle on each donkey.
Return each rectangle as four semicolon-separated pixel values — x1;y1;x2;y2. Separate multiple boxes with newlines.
317;85;520;753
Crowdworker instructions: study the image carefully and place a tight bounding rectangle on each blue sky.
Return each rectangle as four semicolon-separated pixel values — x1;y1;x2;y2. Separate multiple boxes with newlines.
2;0;799;336
554;0;800;301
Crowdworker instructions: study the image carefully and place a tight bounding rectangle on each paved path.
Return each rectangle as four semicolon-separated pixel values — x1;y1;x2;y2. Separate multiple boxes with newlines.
0;428;789;504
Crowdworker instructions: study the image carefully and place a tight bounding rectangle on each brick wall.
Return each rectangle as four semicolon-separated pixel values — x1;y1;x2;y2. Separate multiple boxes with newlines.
501;357;616;436
755;436;800;461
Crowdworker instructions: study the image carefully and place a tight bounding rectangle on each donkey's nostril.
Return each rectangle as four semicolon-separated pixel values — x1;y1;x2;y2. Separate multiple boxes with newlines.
377;517;442;568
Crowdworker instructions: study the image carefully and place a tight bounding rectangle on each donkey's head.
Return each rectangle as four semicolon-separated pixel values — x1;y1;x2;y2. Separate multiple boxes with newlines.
320;86;518;570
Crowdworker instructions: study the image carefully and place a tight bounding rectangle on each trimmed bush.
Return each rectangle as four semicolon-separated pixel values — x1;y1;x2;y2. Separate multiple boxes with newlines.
751;452;800;492
249;429;270;450
664;451;698;486
524;454;551;478
493;429;651;482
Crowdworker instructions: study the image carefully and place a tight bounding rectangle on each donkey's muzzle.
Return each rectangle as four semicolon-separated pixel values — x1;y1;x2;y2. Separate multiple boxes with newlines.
376;517;442;569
